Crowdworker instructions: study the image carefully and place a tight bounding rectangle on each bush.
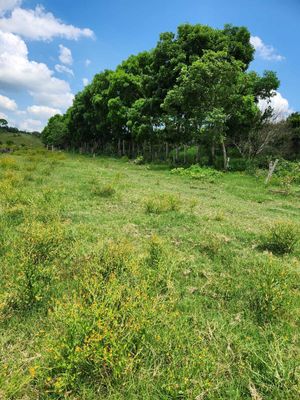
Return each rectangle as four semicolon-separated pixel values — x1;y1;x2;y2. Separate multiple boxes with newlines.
92;184;116;198
132;155;144;165
144;193;181;214
171;165;223;182
275;160;300;184
259;221;299;255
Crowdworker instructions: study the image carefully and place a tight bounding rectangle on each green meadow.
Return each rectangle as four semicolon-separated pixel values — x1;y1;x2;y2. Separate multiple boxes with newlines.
0;138;299;399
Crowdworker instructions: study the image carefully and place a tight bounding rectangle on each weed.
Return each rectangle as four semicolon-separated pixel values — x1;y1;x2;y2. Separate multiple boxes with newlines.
247;258;293;324
259;221;299;255
0;156;18;170
171;165;223;182
146;235;164;268
144;193;181;214
92;183;116;198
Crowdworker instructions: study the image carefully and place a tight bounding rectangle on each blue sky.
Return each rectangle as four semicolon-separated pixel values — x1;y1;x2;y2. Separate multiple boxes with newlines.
0;0;299;131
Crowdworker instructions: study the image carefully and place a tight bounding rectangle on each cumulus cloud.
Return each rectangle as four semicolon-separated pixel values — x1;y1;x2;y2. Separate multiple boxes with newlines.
0;0;21;15
259;91;293;121
0;31;74;109
0;5;94;41
82;78;89;86
59;44;73;65
85;59;91;67
0;111;7;119
19;118;43;132
27;105;61;119
250;36;284;61
0;93;17;110
55;64;74;76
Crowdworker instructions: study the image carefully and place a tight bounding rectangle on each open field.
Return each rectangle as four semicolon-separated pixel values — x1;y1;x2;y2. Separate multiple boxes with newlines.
0;132;41;149
0;143;299;399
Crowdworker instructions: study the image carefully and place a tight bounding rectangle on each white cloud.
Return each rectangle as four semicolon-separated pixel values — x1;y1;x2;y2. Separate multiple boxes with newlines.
55;64;74;76
0;111;7;119
0;0;21;15
85;59;91;67
0;5;94;41
59;44;72;65
250;36;284;61
19;118;43;132
259;91;293;121
0;31;74;109
0;93;17;110
27;105;61;119
82;78;89;86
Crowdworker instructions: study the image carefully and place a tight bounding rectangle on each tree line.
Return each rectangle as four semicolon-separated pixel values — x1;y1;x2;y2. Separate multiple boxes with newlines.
41;23;300;168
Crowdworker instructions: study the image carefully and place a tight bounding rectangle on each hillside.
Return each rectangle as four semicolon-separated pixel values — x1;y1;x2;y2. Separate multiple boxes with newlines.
0;147;299;399
0;131;42;149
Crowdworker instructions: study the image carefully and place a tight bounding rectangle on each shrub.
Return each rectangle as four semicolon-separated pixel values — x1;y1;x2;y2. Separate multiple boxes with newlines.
92;184;116;198
171;165;223;182
132;155;144;165
275;160;300;184
259;221;299;255
144;194;181;214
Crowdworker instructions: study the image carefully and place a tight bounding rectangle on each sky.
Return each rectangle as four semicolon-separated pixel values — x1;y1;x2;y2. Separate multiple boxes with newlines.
0;0;299;131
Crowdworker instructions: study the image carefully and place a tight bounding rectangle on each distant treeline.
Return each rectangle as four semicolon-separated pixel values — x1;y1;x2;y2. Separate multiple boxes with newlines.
0;118;40;137
41;23;300;168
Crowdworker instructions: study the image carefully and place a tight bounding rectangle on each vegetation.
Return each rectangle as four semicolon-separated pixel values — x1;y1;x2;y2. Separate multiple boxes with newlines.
0;140;299;399
41;23;300;168
1;20;300;400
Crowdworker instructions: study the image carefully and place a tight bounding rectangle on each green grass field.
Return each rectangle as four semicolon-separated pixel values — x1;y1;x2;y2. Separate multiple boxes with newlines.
0;132;41;149
0;141;299;399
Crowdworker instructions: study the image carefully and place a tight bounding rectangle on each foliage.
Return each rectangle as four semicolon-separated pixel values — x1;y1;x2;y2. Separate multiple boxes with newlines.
171;164;223;181
259;221;299;255
144;193;181;213
92;183;116;197
275;160;300;184
132;155;144;165
247;258;293;324
0;147;299;399
41;23;286;165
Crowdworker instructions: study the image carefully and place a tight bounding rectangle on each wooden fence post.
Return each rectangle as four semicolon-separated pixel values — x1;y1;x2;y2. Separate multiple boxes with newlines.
265;159;279;184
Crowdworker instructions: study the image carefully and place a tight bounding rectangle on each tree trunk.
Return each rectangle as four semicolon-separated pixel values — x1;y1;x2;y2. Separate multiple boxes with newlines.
122;140;126;156
118;139;121;157
221;139;228;170
211;143;215;166
183;145;187;164
166;142;169;160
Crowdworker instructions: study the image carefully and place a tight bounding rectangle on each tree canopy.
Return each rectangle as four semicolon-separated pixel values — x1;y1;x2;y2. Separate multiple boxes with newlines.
42;23;285;165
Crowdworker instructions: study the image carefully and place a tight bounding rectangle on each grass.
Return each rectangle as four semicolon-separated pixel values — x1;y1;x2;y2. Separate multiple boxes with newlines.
0;142;299;399
0;132;41;149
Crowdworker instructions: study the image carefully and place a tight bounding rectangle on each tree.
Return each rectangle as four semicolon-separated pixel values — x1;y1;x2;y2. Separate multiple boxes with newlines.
287;112;300;157
41;114;68;147
0;118;8;129
41;22;281;165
